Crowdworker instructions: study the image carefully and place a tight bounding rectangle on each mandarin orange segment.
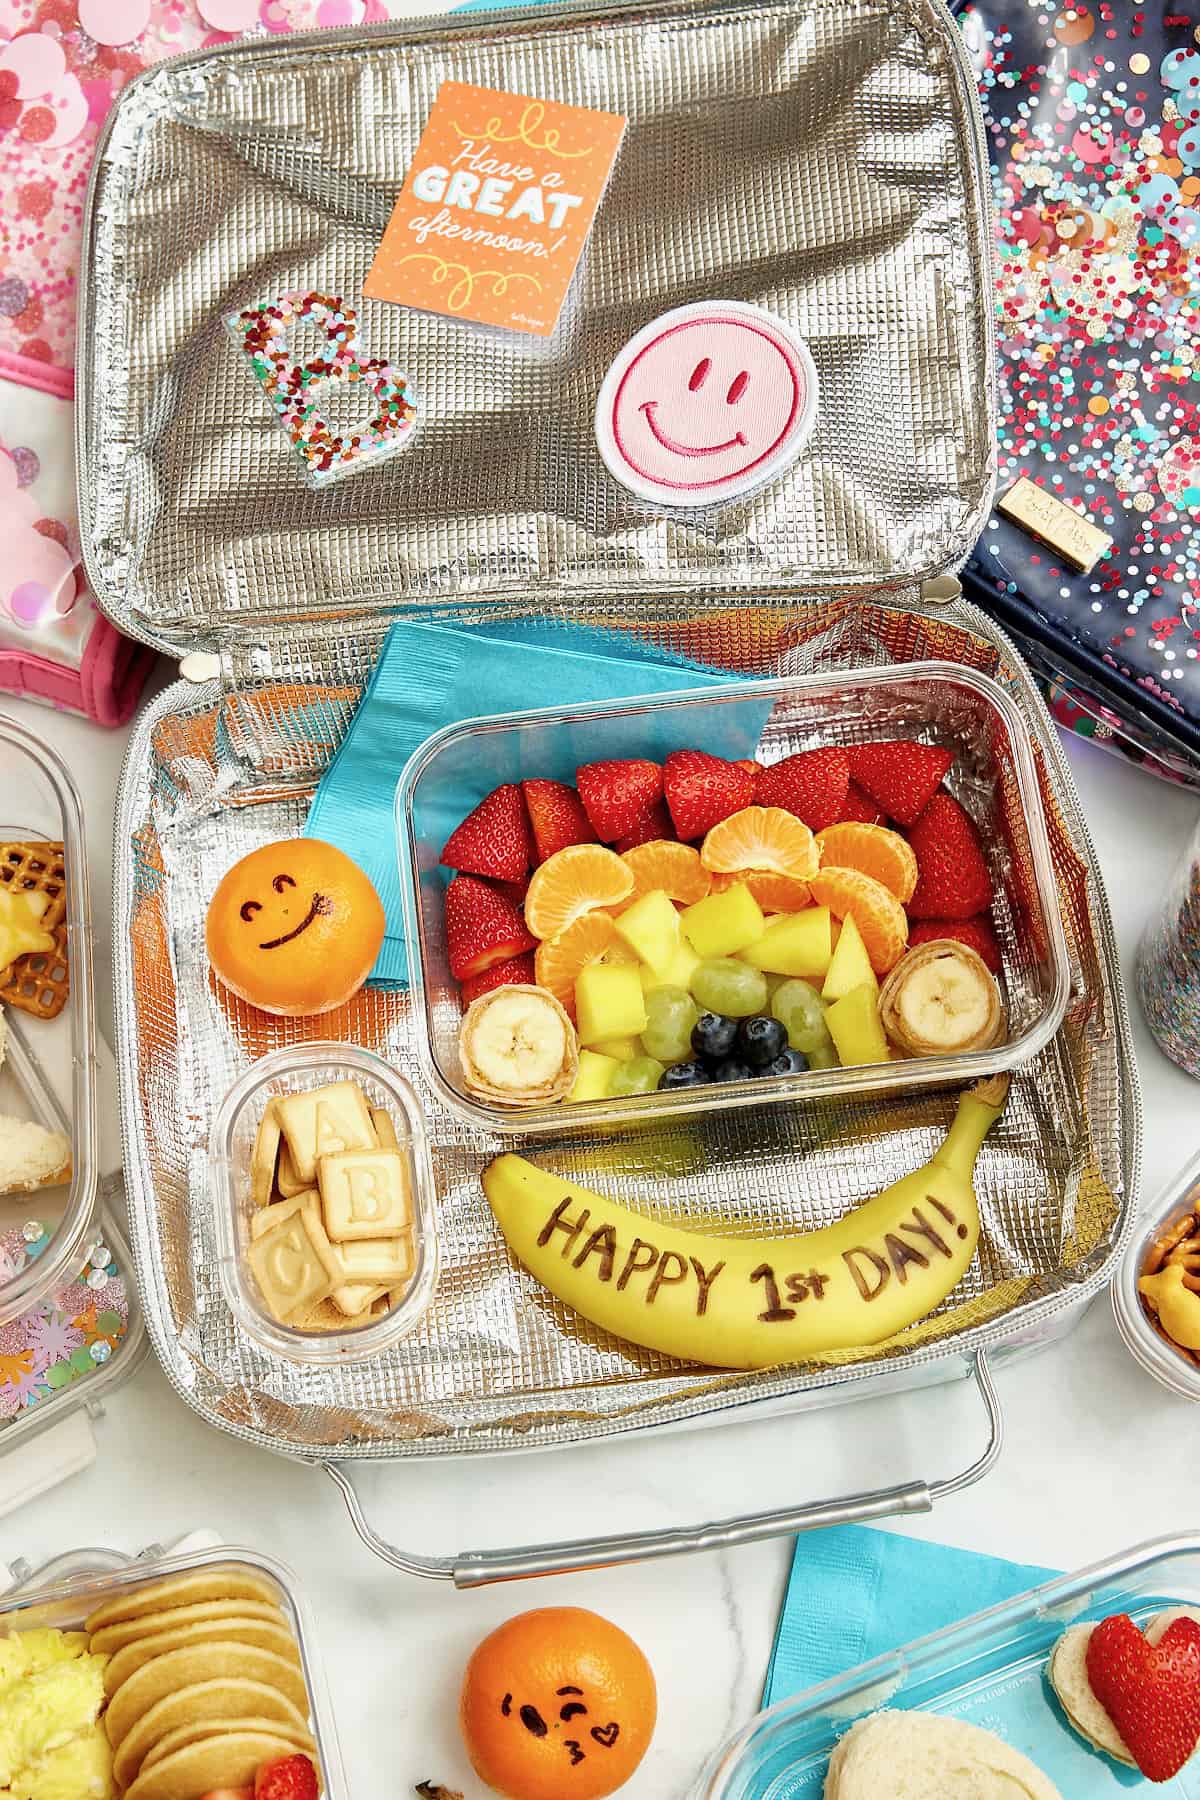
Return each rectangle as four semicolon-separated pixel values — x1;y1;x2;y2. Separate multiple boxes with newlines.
533;911;617;1016
619;839;711;907
808;865;908;974
816;821;918;904
701;806;819;881
709;869;812;913
524;844;634;941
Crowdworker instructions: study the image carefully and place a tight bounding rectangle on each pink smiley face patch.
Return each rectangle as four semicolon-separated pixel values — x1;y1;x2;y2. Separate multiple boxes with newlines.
595;300;818;508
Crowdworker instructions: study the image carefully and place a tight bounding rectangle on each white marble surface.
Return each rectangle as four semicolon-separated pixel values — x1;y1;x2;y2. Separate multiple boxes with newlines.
5;688;1200;1800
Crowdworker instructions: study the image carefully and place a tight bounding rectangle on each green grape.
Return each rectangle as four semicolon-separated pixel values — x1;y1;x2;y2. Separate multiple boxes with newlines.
641;987;699;1064
772;978;834;1052
806;1042;839;1071
690;958;769;1018
610;1056;666;1096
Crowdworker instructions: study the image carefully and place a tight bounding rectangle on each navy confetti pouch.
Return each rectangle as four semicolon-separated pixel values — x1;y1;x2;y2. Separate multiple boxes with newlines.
955;0;1200;784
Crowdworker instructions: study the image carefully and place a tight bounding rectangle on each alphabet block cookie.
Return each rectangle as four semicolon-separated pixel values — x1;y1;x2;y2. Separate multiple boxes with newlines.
318;1148;412;1242
275;1080;377;1184
227;291;417;487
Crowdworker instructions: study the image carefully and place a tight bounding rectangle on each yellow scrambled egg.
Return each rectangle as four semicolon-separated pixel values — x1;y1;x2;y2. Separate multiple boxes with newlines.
0;1629;113;1800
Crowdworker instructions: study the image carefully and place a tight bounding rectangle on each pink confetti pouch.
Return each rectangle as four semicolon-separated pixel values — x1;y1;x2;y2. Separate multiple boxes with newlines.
954;0;1200;787
0;368;157;723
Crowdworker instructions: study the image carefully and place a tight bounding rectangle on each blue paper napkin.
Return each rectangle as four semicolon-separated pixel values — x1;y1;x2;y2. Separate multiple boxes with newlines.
764;1525;1058;1707
304;617;765;986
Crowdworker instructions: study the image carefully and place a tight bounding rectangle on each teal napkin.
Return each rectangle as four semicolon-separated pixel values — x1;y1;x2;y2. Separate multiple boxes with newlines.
763;1525;1057;1707
304;617;764;986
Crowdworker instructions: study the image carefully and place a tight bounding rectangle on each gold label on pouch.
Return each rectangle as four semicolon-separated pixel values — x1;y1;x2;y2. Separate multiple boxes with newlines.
997;477;1112;573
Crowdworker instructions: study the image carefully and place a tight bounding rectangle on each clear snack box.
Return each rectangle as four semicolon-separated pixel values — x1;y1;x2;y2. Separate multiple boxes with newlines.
1113;1145;1200;1404
210;1042;439;1364
697;1534;1200;1798
396;662;1072;1136
0;1542;346;1796
0;712;98;1322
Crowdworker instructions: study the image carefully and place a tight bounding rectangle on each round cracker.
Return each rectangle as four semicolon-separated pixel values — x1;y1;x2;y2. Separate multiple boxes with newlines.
141;1714;315;1772
103;1618;301;1696
105;1642;309;1749
112;1678;309;1791
85;1567;281;1635
90;1598;284;1656
125;1730;310;1800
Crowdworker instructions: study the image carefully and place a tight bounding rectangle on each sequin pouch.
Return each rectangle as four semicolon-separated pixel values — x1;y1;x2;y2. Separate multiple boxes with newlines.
955;0;1200;784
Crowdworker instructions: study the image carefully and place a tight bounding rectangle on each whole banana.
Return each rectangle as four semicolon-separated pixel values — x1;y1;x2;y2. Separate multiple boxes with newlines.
482;1076;1008;1369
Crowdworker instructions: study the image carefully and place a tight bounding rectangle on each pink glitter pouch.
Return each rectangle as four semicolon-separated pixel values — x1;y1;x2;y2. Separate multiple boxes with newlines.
955;0;1200;787
0;369;157;724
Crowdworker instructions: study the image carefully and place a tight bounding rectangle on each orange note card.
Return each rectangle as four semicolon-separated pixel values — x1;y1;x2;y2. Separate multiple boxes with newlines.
364;81;627;337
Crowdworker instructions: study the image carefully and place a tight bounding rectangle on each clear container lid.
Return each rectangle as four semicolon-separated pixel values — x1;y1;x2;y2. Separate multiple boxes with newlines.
0;713;98;1324
210;1042;438;1364
1113;1144;1200;1403
0;1542;346;1797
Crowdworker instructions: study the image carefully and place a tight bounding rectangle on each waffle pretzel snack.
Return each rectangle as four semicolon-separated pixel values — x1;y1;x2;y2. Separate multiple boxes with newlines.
0;841;70;1020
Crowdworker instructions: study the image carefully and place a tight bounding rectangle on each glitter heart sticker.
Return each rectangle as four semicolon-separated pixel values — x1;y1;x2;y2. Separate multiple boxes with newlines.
227;290;418;488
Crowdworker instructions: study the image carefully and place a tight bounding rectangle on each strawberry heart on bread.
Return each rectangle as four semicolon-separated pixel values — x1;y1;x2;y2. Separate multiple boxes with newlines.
1086;1612;1200;1782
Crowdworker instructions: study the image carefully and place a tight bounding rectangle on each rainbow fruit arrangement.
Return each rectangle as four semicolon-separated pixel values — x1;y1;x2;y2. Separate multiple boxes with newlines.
441;741;1007;1108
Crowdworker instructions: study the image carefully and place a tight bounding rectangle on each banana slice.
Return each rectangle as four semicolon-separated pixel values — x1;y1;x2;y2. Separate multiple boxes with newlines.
460;984;579;1107
878;939;1004;1057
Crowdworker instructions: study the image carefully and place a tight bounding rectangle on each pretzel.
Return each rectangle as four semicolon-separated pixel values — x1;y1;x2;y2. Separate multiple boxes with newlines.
0;842;70;1019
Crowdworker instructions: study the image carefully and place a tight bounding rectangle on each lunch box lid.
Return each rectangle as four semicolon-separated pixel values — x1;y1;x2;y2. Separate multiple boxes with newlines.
75;0;997;672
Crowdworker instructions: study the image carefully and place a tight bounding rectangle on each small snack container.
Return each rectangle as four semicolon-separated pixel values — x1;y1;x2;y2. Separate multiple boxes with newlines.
0;712;98;1324
396;662;1072;1135
210;1043;438;1364
0;1541;346;1797
1113;1145;1200;1403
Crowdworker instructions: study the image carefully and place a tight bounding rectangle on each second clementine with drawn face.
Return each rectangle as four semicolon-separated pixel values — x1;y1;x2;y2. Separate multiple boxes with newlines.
205;838;385;1016
460;1607;656;1800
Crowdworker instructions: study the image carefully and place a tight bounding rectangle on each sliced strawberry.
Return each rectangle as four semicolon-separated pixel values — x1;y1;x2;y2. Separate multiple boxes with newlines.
907;794;993;920
663;750;756;840
576;759;663;842
1086;1613;1200;1783
522;778;596;864
837;780;885;825
755;748;849;832
440;784;531;882
460;951;536;1007
847;740;953;826
445;875;536;981
615;799;675;853
255;1756;320;1800
908;916;1002;973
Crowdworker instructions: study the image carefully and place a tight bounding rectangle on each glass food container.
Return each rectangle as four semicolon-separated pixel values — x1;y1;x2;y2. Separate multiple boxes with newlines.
697;1533;1200;1798
210;1042;439;1364
0;1542;346;1796
396;662;1072;1135
1113;1144;1200;1404
0;711;98;1323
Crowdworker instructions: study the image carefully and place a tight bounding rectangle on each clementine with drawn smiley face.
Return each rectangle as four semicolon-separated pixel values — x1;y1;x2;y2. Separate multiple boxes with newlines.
205;838;385;1016
460;1607;656;1800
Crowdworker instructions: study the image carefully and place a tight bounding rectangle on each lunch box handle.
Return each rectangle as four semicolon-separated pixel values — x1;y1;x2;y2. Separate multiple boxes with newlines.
323;1351;1003;1585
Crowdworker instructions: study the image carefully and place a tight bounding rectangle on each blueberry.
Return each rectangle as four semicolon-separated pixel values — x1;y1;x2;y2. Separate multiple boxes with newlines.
737;1015;788;1067
712;1059;755;1083
763;1048;810;1076
691;1011;739;1062
658;1060;710;1090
